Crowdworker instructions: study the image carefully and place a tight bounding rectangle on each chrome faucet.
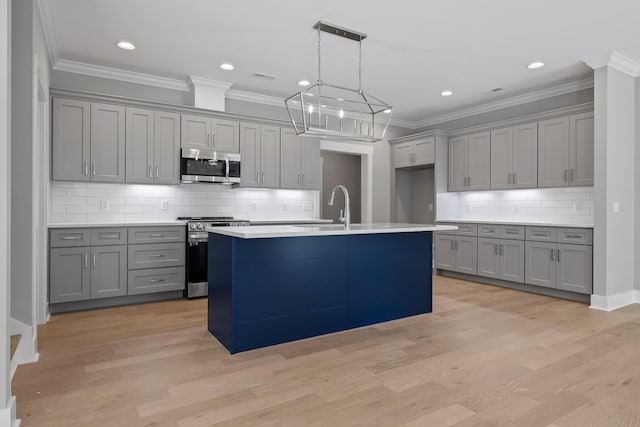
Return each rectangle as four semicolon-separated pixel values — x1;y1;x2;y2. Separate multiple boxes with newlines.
328;185;351;228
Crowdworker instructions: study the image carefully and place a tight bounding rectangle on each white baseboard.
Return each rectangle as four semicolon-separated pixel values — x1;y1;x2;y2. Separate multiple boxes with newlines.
590;290;640;311
0;396;17;427
8;318;38;376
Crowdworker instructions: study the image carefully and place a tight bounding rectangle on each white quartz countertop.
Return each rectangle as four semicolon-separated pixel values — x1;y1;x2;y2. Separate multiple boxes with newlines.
48;221;186;229
206;223;458;239
436;219;594;228
248;219;333;225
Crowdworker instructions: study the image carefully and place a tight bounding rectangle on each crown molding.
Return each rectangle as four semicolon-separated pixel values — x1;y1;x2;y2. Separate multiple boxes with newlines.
413;78;594;129
53;59;191;92
188;76;233;91
36;0;60;65
608;52;640;77
226;89;285;108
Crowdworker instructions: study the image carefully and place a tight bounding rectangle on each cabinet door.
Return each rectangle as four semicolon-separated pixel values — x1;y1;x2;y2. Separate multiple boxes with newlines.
413;137;435;166
500;239;525;283
280;129;302;189
91;245;127;299
477;238;500;279
301;137;321;189
538;117;569;188
456;237;478;275
260;125;281;189
525;242;557;288
512;123;538;188
181;114;211;151
125;107;154;184
556;244;592;294
435;234;456;271
569;112;594;187
490;127;512;190
91;103;125;182
393;142;413;168
448;136;467;191
212;118;240;153
50;247;90;303
239;122;261;187
52;98;90;181
467;132;491;190
154;111;181;185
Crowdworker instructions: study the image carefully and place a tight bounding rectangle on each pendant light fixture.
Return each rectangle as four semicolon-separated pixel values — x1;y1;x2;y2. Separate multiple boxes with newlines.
284;21;393;142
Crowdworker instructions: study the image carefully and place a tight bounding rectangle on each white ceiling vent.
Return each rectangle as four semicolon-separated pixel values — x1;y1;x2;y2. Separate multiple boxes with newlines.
188;76;233;111
253;72;277;80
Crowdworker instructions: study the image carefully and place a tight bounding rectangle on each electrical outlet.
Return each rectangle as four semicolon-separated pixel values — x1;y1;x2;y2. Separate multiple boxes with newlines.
513;203;520;213
466;204;471;213
100;199;110;211
573;202;582;213
428;203;433;212
251;202;257;212
282;202;287;211
613;201;620;213
303;202;313;211
161;200;169;211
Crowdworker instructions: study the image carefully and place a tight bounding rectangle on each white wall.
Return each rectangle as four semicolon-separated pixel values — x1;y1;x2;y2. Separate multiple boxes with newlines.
49;182;319;224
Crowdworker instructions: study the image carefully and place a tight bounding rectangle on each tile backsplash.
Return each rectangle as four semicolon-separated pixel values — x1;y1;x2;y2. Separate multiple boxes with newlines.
436;187;594;225
49;182;320;224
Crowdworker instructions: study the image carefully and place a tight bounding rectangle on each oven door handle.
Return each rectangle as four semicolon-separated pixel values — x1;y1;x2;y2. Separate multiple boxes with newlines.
189;240;208;246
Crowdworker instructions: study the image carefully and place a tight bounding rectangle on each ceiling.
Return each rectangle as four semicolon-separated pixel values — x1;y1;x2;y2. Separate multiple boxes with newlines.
45;0;640;123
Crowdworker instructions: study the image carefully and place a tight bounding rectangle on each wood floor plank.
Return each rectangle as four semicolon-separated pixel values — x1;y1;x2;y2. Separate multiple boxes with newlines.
12;276;640;426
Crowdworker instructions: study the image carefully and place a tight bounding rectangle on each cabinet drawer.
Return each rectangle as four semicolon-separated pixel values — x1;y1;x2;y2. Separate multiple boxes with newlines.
478;224;500;237
436;225;458;236
128;226;185;244
91;228;127;246
128;267;185;295
456;224;478;236
128;243;185;270
50;229;91;247
500;225;525;240
526;227;557;242
557;228;593;245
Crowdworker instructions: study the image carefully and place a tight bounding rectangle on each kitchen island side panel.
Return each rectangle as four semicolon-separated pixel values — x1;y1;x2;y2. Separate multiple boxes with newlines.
348;232;433;328
208;233;235;352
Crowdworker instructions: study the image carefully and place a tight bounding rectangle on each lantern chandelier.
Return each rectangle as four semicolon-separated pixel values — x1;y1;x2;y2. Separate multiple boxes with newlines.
284;21;393;143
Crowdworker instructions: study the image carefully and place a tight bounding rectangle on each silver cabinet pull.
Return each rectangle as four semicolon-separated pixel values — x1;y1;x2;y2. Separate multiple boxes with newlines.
508;173;512;184
256;171;260;183
550;249;555;261
149;279;165;284
450;240;454;250
564;169;568;182
557;249;561;262
570;168;574;182
84;253;88;269
211;133;215;148
505;230;517;235
500;245;504;255
468;176;472;186
155;166;159;179
92;252;96;268
149;253;164;258
150;233;165;238
92;162;96;176
297;174;300;185
533;232;548;237
482;228;493;233
206;133;210;147
513;173;517;184
302;174;305;185
262;172;265;183
83;161;88;176
565;234;582;239
99;234;120;239
148;166;152;178
61;235;81;240
495;244;499;255
455;240;459;250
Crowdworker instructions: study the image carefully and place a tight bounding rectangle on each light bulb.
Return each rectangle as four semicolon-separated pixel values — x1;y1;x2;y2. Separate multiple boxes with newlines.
339;110;345;118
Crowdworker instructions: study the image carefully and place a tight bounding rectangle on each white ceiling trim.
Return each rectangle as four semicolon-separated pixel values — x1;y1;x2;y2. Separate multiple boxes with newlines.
608;52;640;77
53;59;191;92
36;0;60;65
413;77;594;129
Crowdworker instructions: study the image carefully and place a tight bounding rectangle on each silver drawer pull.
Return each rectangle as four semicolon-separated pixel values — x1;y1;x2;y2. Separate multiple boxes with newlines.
149;254;165;258
482;228;494;233
99;234;120;239
505;230;518;235
61;236;81;240
565;234;583;239
461;227;472;232
533;233;548;237
149;279;165;284
150;234;165;238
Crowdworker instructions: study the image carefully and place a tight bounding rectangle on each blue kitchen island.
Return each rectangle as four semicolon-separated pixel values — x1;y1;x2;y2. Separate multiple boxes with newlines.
206;223;456;353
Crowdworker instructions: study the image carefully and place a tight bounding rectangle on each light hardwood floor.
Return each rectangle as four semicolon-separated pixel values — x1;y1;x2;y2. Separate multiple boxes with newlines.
13;276;640;426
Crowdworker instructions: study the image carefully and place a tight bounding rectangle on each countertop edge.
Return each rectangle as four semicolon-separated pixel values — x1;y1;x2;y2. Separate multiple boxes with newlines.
436;219;594;228
48;221;187;229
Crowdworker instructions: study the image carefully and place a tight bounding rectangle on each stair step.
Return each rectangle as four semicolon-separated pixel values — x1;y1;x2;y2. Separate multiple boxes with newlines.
10;334;21;361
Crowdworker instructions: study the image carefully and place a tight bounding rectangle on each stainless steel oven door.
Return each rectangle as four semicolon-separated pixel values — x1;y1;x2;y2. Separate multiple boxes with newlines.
186;238;208;298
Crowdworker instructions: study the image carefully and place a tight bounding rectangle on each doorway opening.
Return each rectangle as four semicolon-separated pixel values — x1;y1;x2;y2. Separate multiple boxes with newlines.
321;151;361;224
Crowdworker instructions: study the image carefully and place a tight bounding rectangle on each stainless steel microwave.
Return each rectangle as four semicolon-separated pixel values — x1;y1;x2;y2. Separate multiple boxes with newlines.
181;149;241;184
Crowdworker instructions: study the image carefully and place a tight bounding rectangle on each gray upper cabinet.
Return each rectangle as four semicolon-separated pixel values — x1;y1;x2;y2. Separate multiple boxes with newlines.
448;132;490;191
153;111;181;185
181;114;211;151
126;109;181;185
212;118;240;153
52;98;91;181
538;116;570;188
393;137;434;168
240;123;280;189
50;247;91;303
491;123;537;190
556;243;592;294
569;112;594;187
90;103;126;182
90;245;127;299
280;129;321;190
126;107;154;184
180;115;239;153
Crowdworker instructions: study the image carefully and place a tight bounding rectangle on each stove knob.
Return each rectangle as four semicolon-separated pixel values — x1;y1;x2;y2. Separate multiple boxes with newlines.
189;223;196;230
196;223;204;230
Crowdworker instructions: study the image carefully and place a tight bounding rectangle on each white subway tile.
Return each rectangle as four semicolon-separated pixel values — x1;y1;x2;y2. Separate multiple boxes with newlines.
67;188;107;197
52;196;87;206
557;192;592;201
85;214;126;223
50;187;66;196
51;205;66;214
50;213;86;223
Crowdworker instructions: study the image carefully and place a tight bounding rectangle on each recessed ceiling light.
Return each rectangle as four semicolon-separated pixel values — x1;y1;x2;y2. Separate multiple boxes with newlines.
527;61;545;69
298;80;311;87
383;109;392;114
219;63;235;71
440;90;454;97
116;41;136;51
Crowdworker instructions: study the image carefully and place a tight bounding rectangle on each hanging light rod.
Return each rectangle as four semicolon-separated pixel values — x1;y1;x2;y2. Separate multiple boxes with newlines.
312;21;367;42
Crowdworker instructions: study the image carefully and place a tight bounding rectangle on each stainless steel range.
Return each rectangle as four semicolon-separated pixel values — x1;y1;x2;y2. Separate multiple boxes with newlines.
179;216;250;298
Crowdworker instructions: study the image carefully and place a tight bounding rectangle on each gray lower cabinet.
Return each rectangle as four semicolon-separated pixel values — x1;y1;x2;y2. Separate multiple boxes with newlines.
525;242;557;288
478;238;525;283
435;234;456;270
556;243;593;294
128;267;185;295
478;238;501;279
50;247;91;303
280;129;321;190
91;245;127;299
128;243;185;270
435;233;477;275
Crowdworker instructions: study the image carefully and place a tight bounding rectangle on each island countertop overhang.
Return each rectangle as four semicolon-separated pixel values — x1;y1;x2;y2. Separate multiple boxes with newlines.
205;223;458;239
